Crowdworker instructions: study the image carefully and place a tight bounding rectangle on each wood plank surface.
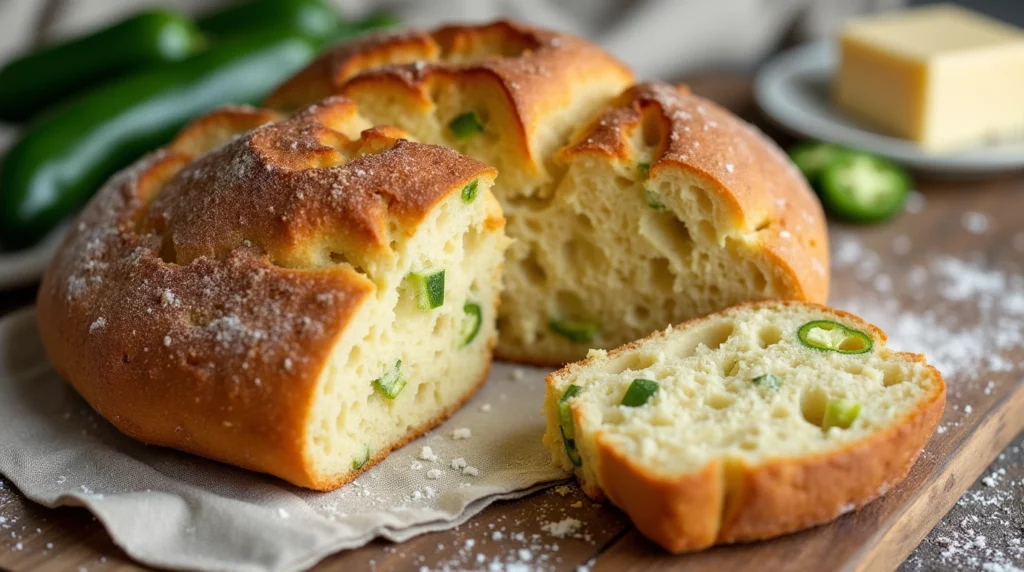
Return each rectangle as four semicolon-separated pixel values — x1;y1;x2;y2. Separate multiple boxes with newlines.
1;76;1021;572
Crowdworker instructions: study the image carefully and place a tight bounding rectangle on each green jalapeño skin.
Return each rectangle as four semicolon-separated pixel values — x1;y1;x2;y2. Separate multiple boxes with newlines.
0;31;317;249
0;9;203;122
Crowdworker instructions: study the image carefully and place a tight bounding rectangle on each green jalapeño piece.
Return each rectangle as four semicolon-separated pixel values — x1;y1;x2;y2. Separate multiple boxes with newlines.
559;385;583;466
461;179;479;203
372;360;405;399
449;111;484;140
561;426;583;466
786;141;849;190
621;378;659;407
752;373;781;391
408;269;445;310
643;188;667;210
797;320;873;354
558;385;583;439
459;302;483;347
819;152;910;223
637;162;667;209
822;399;861;430
548;318;600;343
352;446;370;470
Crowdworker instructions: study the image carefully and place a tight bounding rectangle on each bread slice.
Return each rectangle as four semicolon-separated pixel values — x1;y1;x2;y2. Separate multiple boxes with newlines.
543;301;945;552
266;21;829;365
36;98;509;490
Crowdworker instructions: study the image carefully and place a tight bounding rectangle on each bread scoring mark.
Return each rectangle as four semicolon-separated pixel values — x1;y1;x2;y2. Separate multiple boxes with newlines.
127;97;492;289
267;20;633;206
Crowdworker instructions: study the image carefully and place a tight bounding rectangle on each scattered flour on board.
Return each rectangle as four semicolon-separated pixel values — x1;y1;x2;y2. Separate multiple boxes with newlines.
830;220;1023;572
961;211;992;235
4;200;1020;571
829;232;1024;384
541;517;582;539
901;444;1023;571
379;485;601;571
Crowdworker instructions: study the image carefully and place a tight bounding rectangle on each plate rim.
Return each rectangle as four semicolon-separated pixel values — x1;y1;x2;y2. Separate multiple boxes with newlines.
753;41;1024;175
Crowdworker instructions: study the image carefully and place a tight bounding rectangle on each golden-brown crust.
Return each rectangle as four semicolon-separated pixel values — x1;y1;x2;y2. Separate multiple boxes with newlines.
267;21;633;117
266;20;634;175
596;441;725;552
143;97;495;267
716;363;944;543
592;370;942;552
264;29;441;112
170;105;282;158
561;83;830;304
548;300;945;552
37;97;500;489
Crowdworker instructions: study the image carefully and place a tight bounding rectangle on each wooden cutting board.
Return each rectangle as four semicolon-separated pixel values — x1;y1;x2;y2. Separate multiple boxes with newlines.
1;77;1022;572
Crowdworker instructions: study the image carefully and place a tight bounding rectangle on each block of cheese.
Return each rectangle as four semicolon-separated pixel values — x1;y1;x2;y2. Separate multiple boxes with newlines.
834;4;1024;151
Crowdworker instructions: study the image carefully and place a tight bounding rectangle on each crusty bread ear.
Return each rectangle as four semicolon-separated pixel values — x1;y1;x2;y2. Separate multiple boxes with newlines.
543;301;945;552
37;98;508;490
267;22;829;365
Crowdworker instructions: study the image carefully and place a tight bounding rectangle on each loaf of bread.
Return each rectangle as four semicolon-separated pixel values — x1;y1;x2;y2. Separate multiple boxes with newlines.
542;301;945;552
36;98;508;490
267;21;830;365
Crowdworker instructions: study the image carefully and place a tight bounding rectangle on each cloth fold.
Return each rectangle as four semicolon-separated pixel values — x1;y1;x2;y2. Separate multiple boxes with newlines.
0;308;566;572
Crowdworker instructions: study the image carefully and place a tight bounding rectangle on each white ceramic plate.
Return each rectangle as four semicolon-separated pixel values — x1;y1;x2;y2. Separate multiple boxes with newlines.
754;42;1024;176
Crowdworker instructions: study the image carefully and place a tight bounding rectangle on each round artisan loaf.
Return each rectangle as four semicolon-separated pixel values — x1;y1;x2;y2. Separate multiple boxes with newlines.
266;20;830;365
543;301;945;553
36;98;508;490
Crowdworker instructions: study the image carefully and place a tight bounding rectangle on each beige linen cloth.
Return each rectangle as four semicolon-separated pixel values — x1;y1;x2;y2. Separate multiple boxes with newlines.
0;1;902;570
0;308;565;571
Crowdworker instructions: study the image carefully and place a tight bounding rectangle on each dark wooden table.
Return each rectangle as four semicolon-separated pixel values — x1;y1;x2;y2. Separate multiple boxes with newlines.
1;77;1021;572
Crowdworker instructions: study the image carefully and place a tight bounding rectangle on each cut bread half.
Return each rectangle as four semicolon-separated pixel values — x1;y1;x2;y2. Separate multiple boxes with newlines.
266;21;829;365
543;301;945;552
37;98;509;490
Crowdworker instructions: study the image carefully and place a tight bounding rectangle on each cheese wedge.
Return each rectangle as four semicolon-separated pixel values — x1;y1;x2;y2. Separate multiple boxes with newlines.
834;4;1024;150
